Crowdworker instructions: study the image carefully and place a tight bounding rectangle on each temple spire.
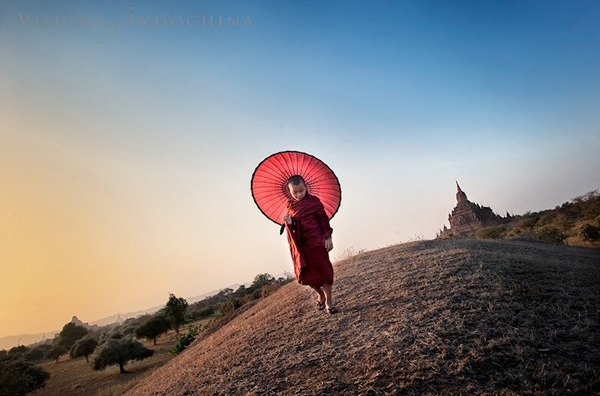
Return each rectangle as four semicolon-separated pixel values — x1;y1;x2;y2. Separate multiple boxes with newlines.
455;181;468;203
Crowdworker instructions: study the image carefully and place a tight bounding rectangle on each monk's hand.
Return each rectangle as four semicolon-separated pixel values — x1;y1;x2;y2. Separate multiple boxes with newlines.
283;214;292;225
324;237;333;251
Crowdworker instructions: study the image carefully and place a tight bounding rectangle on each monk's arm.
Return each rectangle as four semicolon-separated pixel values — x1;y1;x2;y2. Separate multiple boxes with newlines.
316;209;333;239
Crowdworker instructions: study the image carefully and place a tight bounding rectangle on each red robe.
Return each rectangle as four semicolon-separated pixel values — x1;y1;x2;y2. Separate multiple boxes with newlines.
285;193;334;287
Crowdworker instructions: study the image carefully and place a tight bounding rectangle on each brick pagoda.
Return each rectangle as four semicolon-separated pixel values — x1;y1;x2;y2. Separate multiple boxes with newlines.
439;182;508;238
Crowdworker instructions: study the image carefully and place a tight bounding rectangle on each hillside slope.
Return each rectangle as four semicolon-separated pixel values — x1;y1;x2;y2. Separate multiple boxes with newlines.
127;239;600;395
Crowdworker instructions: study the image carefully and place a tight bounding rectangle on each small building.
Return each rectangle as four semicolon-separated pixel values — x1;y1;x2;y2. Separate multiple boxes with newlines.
439;182;509;238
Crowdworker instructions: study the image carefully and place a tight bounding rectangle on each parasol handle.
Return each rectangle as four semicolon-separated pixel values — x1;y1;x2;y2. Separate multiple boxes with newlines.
279;224;285;235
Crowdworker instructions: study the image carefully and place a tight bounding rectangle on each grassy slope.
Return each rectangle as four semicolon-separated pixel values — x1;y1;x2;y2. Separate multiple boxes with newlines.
124;239;600;396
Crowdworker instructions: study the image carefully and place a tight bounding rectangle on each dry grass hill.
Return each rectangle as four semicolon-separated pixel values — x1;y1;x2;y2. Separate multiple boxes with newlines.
125;239;599;395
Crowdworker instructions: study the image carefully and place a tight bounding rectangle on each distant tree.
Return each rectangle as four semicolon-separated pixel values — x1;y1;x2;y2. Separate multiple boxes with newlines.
118;318;142;337
251;273;275;290
69;337;98;363
0;359;49;396
219;298;244;315
24;347;46;362
58;322;88;349
232;285;247;298
194;307;214;320
45;344;66;363
276;273;294;285
91;339;153;374
245;273;276;299
164;294;188;334
7;346;29;357
34;344;53;354
135;315;171;345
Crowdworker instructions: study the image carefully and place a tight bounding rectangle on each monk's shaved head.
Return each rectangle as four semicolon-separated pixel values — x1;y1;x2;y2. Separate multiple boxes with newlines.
287;175;307;201
287;175;306;186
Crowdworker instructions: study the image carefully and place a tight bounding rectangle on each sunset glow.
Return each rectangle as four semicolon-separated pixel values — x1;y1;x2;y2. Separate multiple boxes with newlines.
1;0;599;341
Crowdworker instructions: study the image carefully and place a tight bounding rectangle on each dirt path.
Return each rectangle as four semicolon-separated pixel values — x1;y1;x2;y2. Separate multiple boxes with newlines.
126;239;600;395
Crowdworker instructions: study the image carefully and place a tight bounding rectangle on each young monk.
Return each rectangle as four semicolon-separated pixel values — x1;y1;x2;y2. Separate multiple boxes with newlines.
283;175;338;314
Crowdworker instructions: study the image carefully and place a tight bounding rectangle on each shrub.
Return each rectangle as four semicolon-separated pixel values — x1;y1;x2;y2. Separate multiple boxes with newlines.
516;212;541;228
580;223;600;242
0;359;49;396
171;326;199;355
260;284;280;298
552;213;570;231
219;298;243;315
537;212;556;227
476;226;506;239
120;324;138;336
7;346;29;357
187;307;214;321
505;228;522;238
573;190;600;219
198;306;215;318
24;347;46;362
535;225;565;244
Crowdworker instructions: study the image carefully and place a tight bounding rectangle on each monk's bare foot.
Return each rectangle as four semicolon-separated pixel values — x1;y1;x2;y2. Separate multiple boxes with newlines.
316;300;325;310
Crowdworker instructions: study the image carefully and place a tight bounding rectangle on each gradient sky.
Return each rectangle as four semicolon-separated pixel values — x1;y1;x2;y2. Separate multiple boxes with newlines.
1;1;599;338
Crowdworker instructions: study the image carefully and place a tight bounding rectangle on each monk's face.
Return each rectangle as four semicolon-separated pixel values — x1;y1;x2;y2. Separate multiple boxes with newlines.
288;182;307;201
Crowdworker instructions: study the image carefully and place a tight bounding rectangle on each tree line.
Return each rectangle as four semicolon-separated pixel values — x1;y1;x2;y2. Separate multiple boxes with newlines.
0;272;291;395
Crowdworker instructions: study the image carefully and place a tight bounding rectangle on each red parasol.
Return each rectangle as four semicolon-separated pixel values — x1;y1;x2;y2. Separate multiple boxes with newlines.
251;151;341;226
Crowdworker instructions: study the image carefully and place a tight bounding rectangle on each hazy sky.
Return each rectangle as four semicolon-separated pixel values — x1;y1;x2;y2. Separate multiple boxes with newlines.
1;1;599;338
